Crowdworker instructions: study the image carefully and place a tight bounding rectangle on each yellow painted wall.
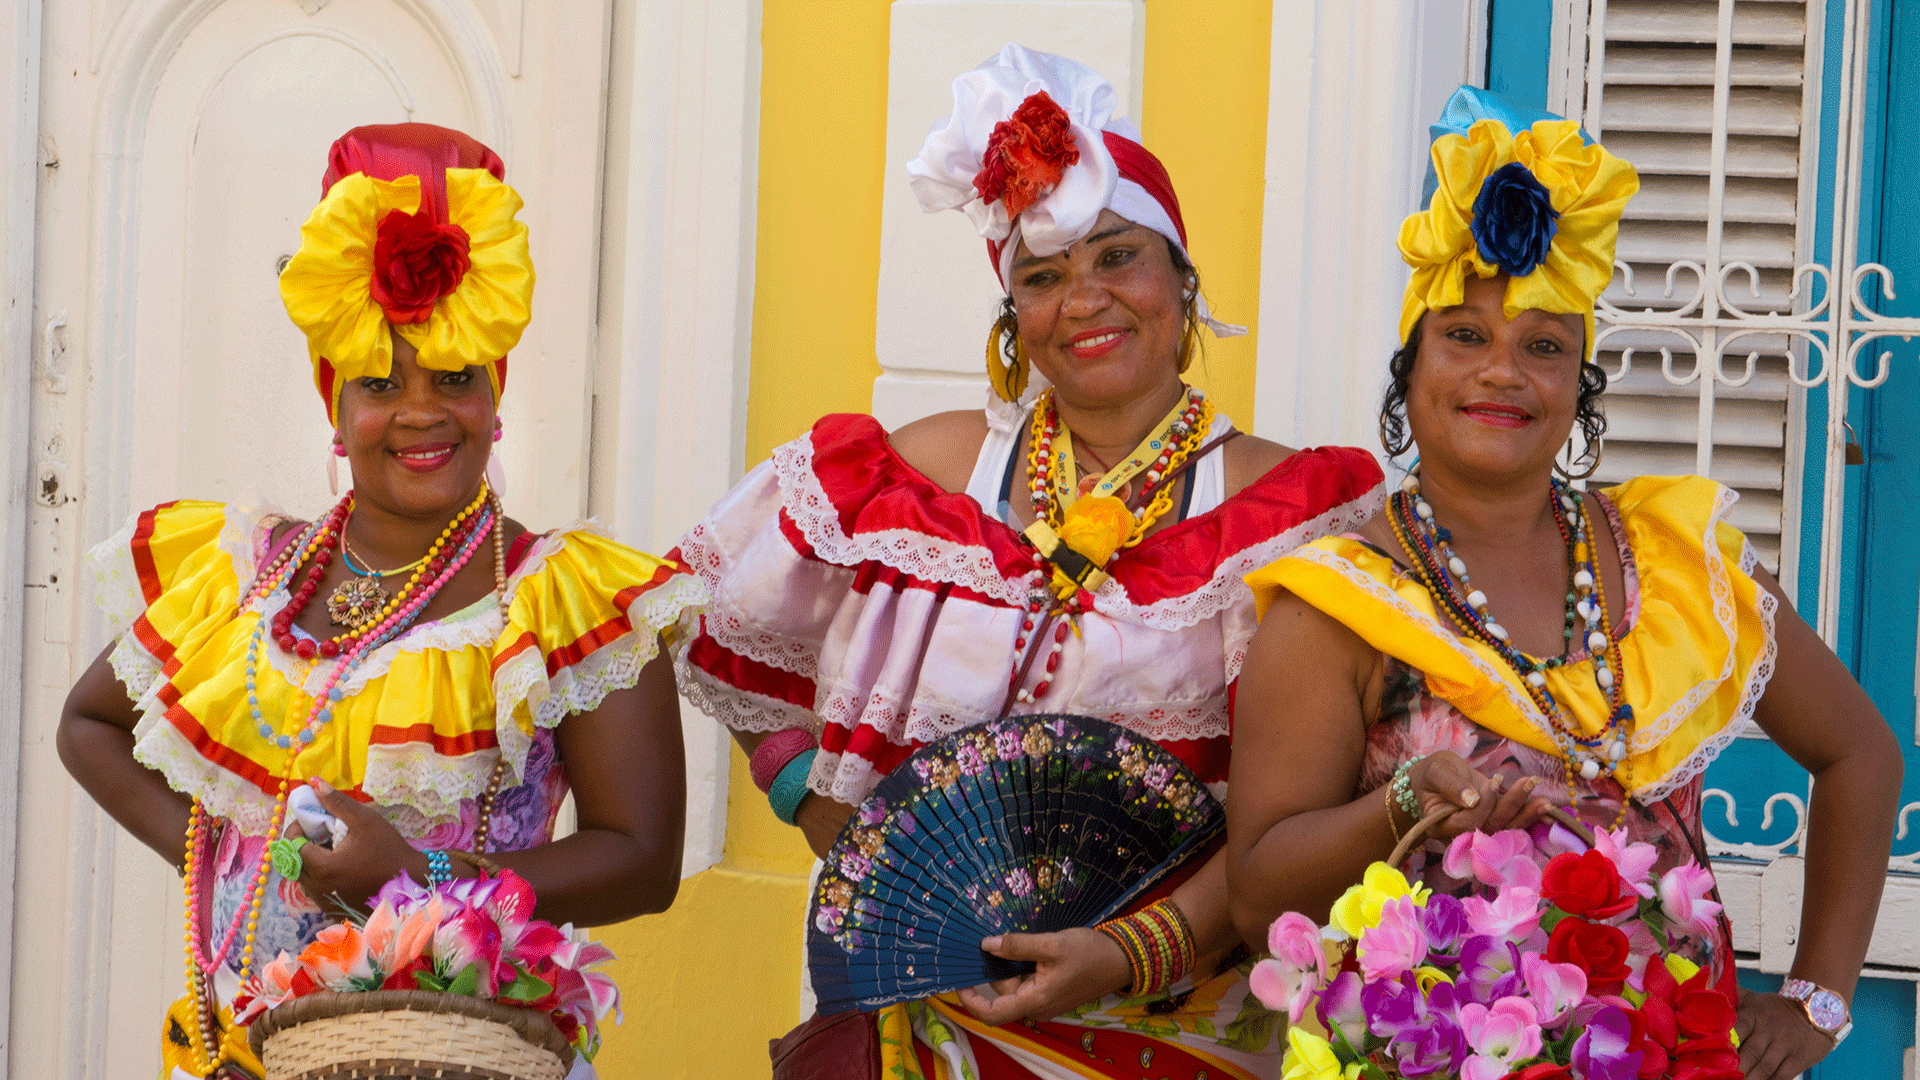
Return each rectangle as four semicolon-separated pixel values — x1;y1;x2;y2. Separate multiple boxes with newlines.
593;4;1272;1077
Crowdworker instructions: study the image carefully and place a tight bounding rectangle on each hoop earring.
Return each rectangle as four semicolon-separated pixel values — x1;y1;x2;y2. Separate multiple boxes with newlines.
986;314;1029;402
1555;435;1604;481
327;440;346;496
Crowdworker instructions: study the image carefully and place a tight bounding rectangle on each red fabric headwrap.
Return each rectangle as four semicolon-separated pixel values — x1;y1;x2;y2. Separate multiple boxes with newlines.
322;123;505;223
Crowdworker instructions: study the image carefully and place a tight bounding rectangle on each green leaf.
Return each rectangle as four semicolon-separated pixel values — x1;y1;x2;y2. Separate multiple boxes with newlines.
445;962;482;998
1539;907;1570;932
498;967;553;1004
413;970;449;992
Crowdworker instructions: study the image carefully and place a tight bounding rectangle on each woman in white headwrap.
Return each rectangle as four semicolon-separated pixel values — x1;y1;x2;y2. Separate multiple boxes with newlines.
672;46;1384;1078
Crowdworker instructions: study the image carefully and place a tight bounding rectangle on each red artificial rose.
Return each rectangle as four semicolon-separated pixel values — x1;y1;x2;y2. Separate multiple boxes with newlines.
1674;983;1737;1040
1542;849;1640;919
370;208;472;324
1546;917;1633;995
381;953;434;990
1670;1031;1743;1080
973;90;1080;219
1504;1064;1576;1080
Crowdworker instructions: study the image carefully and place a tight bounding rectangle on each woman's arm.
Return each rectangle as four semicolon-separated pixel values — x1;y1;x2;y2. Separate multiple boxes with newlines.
56;644;194;867
1226;590;1547;943
728;728;853;860
301;648;688;926
1734;568;1903;1080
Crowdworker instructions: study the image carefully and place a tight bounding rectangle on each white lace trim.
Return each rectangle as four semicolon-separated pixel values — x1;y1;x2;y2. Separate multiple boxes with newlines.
107;632;165;705
87;514;146;635
673;651;823;736
1624;485;1741;754
770;435;1041;608
132;717;284;834
1089;482;1385;633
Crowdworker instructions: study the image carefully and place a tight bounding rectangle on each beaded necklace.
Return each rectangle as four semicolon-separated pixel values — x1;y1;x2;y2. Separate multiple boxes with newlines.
1005;386;1213;705
180;486;506;1076
1387;471;1637;800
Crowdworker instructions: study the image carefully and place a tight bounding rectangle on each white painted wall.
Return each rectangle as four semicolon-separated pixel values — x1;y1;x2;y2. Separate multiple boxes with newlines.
1251;0;1482;457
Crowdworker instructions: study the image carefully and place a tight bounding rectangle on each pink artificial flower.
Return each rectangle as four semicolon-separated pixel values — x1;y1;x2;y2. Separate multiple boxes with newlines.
1463;885;1542;943
1520;952;1588;1026
299;922;373;991
434;906;506;996
1250;912;1330;1023
1592;827;1658;898
1358;895;1431;980
233;951;302;1024
1268;911;1330;979
1657;863;1723;934
1458;996;1544;1080
1443;829;1543;892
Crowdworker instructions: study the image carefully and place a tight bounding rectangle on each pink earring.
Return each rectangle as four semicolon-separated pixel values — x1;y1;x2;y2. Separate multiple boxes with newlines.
327;439;346;496
492;422;504;443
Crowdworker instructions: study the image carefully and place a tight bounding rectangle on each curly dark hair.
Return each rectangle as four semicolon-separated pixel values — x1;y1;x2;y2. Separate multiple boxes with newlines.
992;238;1204;373
1378;314;1609;471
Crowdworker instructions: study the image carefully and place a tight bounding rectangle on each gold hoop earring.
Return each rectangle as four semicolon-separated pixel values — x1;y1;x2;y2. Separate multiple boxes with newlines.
986;314;1029;402
1555;436;1604;481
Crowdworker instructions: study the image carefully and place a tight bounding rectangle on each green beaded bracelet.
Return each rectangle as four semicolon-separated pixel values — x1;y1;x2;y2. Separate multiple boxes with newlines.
768;748;817;825
1389;754;1428;818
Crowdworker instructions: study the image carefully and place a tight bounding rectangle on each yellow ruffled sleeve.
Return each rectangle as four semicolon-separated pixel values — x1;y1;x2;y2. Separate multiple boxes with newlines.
87;501;247;703
488;527;707;770
1243;477;1774;802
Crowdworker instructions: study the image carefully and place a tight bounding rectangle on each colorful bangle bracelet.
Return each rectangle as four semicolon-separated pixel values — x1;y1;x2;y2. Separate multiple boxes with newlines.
1097;898;1196;996
424;849;453;887
768;749;817;825
750;727;820;793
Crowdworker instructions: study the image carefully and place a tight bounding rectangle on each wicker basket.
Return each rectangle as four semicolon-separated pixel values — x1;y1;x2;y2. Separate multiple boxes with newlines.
247;990;574;1080
1389;802;1597;867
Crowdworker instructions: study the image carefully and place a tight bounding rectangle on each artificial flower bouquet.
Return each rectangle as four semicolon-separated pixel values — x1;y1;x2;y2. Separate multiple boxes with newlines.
1250;821;1740;1080
233;869;621;1061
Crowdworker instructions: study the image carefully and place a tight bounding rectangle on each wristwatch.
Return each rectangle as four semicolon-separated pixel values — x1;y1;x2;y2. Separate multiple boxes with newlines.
1780;978;1852;1045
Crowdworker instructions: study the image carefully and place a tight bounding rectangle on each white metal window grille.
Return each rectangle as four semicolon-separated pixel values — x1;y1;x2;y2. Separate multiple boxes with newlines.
1550;0;1920;999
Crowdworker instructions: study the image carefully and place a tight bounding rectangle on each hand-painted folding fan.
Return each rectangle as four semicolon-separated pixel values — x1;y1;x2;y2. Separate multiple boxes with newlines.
806;714;1224;1015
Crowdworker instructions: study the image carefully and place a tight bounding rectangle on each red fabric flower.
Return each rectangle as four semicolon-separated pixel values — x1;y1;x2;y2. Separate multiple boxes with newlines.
1504;1064;1576;1080
1542;849;1640;919
1670;1030;1743;1080
1546;917;1633;995
973;90;1080;219
370;208;472;324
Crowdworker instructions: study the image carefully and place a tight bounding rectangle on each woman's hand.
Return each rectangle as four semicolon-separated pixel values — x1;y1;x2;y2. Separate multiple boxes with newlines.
1735;988;1838;1080
292;780;431;912
955;928;1132;1025
1405;752;1553;842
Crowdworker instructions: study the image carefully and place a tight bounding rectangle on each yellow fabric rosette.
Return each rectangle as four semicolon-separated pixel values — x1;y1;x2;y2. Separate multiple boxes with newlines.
1398;116;1638;360
1045;493;1136;599
279;168;533;425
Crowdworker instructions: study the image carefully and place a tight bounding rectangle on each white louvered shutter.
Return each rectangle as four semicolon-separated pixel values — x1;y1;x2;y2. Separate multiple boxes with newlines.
1577;0;1814;573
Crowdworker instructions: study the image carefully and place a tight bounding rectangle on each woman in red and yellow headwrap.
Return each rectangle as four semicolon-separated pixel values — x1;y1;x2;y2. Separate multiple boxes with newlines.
57;123;698;1079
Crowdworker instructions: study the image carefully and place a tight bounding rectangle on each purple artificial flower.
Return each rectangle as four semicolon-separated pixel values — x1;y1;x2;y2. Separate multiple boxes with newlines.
1457;936;1524;1005
1394;1013;1470;1079
1363;973;1425;1040
1572;1003;1645;1080
1317;970;1368;1049
1422;893;1470;963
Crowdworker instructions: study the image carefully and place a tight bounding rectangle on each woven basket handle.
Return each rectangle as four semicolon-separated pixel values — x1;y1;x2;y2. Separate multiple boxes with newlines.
1387;803;1597;868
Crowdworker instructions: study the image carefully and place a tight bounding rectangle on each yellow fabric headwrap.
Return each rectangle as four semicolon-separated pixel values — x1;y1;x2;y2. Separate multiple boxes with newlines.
1398;117;1638;361
280;168;534;427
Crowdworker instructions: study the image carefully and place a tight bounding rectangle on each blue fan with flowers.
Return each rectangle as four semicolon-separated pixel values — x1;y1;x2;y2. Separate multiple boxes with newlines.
806;714;1224;1015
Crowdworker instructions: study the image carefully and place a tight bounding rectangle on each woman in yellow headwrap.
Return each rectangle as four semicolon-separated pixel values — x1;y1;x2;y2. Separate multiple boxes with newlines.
1226;87;1902;1080
56;123;699;1078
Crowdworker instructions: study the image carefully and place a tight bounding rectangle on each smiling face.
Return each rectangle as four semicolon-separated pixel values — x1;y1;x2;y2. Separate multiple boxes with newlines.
1007;209;1189;410
334;330;495;518
1406;273;1586;484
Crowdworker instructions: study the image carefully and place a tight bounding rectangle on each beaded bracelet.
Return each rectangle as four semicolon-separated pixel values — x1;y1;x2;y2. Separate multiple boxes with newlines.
1389;754;1429;819
768;749;817;825
1096;898;1196;996
751;728;820;794
424;849;454;887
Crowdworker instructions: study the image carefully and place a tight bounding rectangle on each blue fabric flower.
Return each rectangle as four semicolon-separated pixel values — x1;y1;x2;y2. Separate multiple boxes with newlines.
1470;162;1560;277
